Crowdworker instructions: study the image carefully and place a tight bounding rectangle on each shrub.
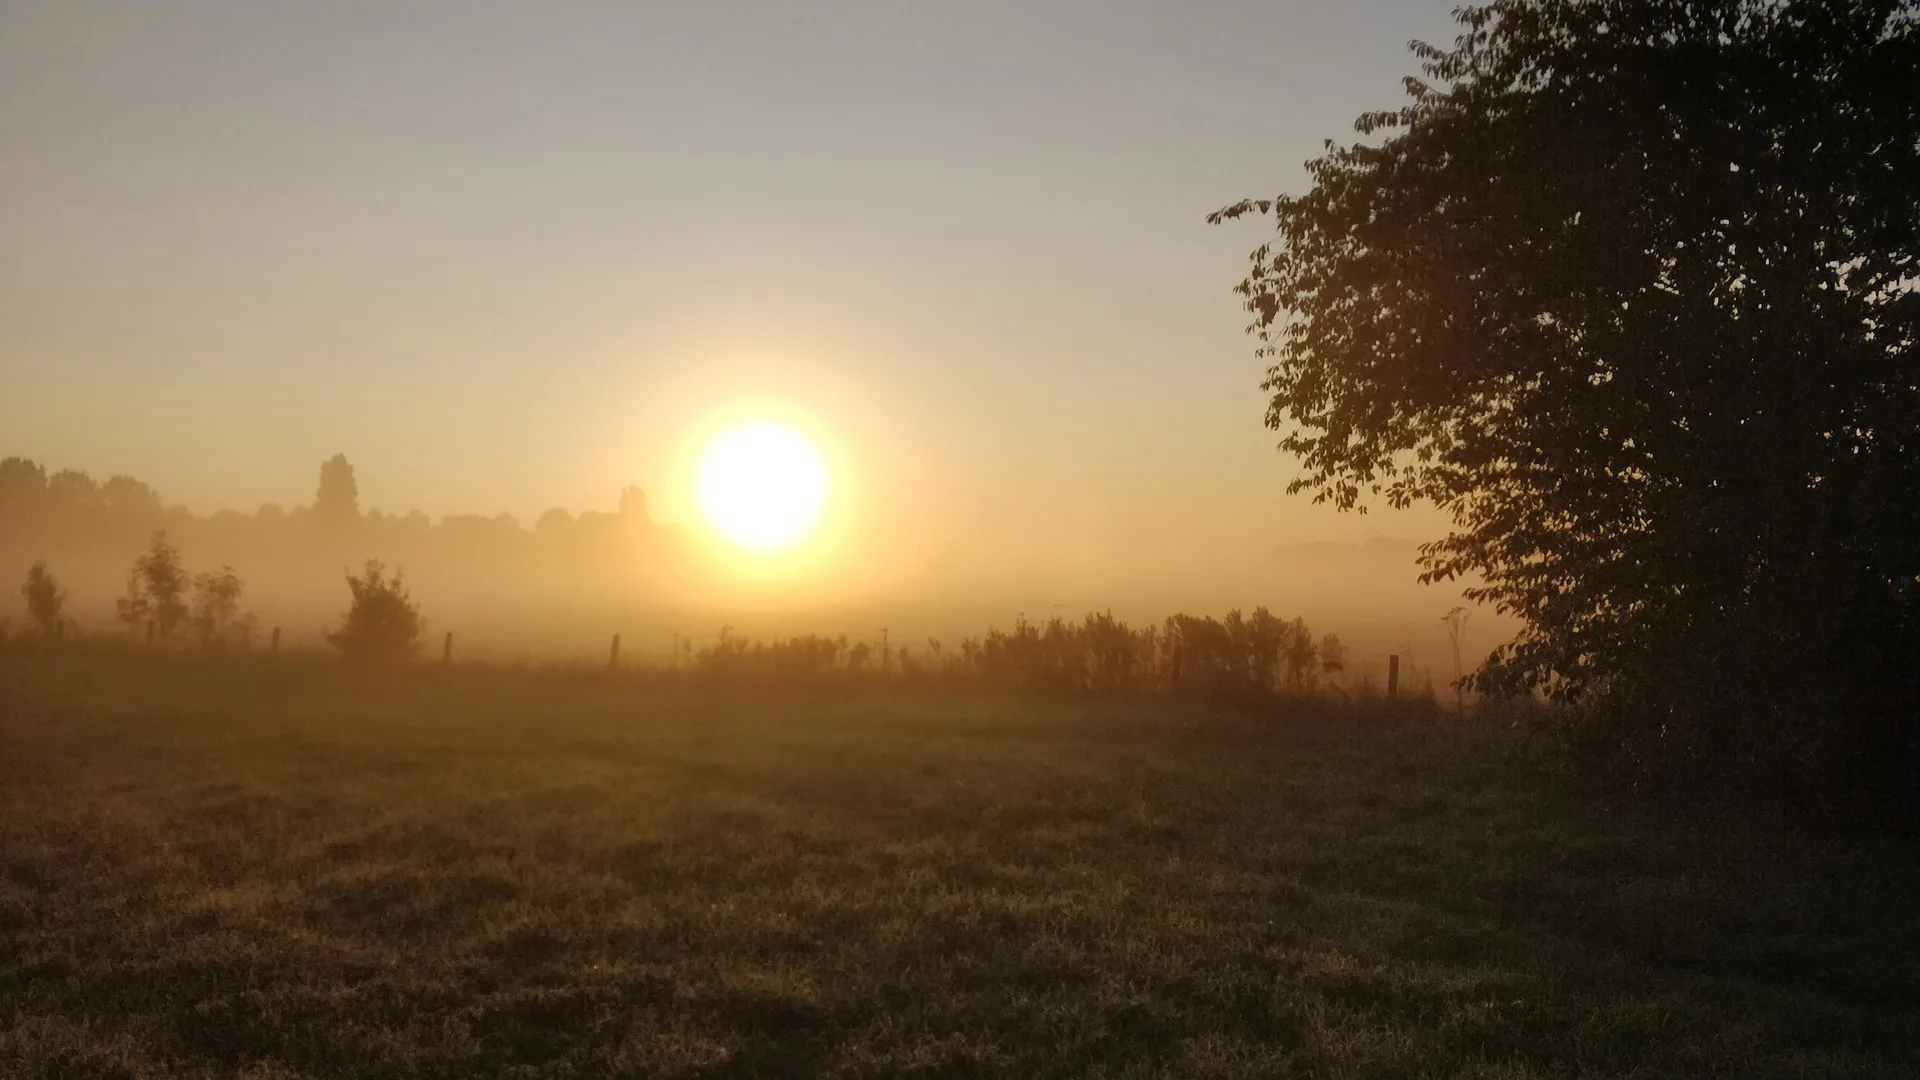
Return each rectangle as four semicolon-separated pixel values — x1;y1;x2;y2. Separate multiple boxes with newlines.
191;566;246;648
21;561;66;639
117;532;189;641
326;560;422;663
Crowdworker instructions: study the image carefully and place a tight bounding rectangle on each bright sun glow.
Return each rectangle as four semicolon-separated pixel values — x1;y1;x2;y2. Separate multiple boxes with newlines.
697;422;830;554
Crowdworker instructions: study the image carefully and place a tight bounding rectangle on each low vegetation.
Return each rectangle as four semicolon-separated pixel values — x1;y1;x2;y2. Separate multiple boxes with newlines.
19;560;65;640
692;609;1355;703
2;648;1913;1079
326;559;425;663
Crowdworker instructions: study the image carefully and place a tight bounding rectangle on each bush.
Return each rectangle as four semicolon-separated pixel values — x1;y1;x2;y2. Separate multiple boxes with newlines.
191;565;246;648
326;560;422;663
21;561;65;639
117;532;189;641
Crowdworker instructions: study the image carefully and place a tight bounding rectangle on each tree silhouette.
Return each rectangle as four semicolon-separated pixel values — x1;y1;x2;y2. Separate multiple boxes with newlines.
618;486;650;523
0;457;47;520
46;469;101;519
1213;0;1920;821
327;560;422;662
191;566;246;648
315;453;359;526
21;561;65;639
100;475;162;524
118;532;190;641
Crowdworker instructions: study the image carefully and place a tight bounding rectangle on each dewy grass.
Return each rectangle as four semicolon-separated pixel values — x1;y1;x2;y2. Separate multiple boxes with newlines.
2;650;1915;1079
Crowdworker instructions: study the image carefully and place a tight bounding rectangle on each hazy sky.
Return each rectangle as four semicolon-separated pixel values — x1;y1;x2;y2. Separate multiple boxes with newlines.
1;0;1459;585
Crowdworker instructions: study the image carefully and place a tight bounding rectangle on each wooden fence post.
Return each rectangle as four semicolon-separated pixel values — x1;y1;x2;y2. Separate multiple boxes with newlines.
270;627;281;654
443;631;453;665
609;633;621;668
1387;655;1400;700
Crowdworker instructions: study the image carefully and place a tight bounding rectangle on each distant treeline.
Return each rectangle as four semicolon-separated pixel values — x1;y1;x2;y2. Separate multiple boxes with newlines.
9;534;1435;707
5;452;1458;706
0;453;681;586
5;589;1426;712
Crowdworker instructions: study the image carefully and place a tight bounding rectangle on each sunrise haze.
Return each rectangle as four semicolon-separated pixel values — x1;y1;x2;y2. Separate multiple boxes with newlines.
2;0;1471;644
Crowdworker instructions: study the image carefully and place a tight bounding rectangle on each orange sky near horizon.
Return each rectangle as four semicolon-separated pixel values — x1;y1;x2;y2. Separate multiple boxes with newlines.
0;0;1463;601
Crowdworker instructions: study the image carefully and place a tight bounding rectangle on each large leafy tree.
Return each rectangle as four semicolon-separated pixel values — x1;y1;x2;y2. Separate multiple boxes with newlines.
1213;0;1919;820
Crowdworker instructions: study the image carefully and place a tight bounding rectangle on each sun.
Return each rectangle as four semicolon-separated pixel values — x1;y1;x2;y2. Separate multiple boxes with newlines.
696;422;830;554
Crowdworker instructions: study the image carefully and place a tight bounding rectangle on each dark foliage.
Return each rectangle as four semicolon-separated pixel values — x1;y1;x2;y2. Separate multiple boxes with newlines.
692;609;1362;709
1214;0;1920;826
0;454;672;604
326;560;423;663
117;532;190;642
20;561;65;639
314;453;359;528
190;566;247;649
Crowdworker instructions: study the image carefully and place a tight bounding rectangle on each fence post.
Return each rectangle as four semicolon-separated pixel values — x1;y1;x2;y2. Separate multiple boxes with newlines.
609;633;621;668
443;631;453;665
1387;655;1400;700
270;627;281;654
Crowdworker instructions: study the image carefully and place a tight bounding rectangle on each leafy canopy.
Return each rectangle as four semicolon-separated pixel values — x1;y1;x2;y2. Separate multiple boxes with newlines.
1214;0;1918;815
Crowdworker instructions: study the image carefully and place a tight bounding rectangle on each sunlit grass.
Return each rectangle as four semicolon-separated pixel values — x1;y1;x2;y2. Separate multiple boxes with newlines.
1;650;1914;1078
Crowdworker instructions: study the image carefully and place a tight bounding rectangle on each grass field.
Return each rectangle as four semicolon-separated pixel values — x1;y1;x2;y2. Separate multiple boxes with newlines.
2;649;1916;1078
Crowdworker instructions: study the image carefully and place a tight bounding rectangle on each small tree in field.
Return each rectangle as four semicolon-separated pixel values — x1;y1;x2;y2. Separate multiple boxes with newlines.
327;560;422;662
22;561;66;639
191;566;246;648
118;532;189;641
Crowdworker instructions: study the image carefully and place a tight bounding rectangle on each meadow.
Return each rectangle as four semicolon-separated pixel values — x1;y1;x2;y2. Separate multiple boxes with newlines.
2;648;1915;1079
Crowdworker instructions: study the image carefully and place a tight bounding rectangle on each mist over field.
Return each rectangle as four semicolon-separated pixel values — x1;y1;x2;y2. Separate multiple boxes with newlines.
4;0;1916;1076
0;453;1505;683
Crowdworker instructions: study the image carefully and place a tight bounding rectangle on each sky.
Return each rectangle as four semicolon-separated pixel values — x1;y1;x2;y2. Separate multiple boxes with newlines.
0;0;1461;594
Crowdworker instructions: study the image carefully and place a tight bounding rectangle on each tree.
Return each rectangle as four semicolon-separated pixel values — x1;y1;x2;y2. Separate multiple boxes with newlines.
1211;1;1920;822
315;453;359;526
118;532;190;641
534;507;575;541
618;486;650;524
191;566;246;648
327;560;422;662
1319;634;1348;682
45;469;101;519
100;475;163;525
21;561;65;639
114;569;149;632
0;457;47;518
